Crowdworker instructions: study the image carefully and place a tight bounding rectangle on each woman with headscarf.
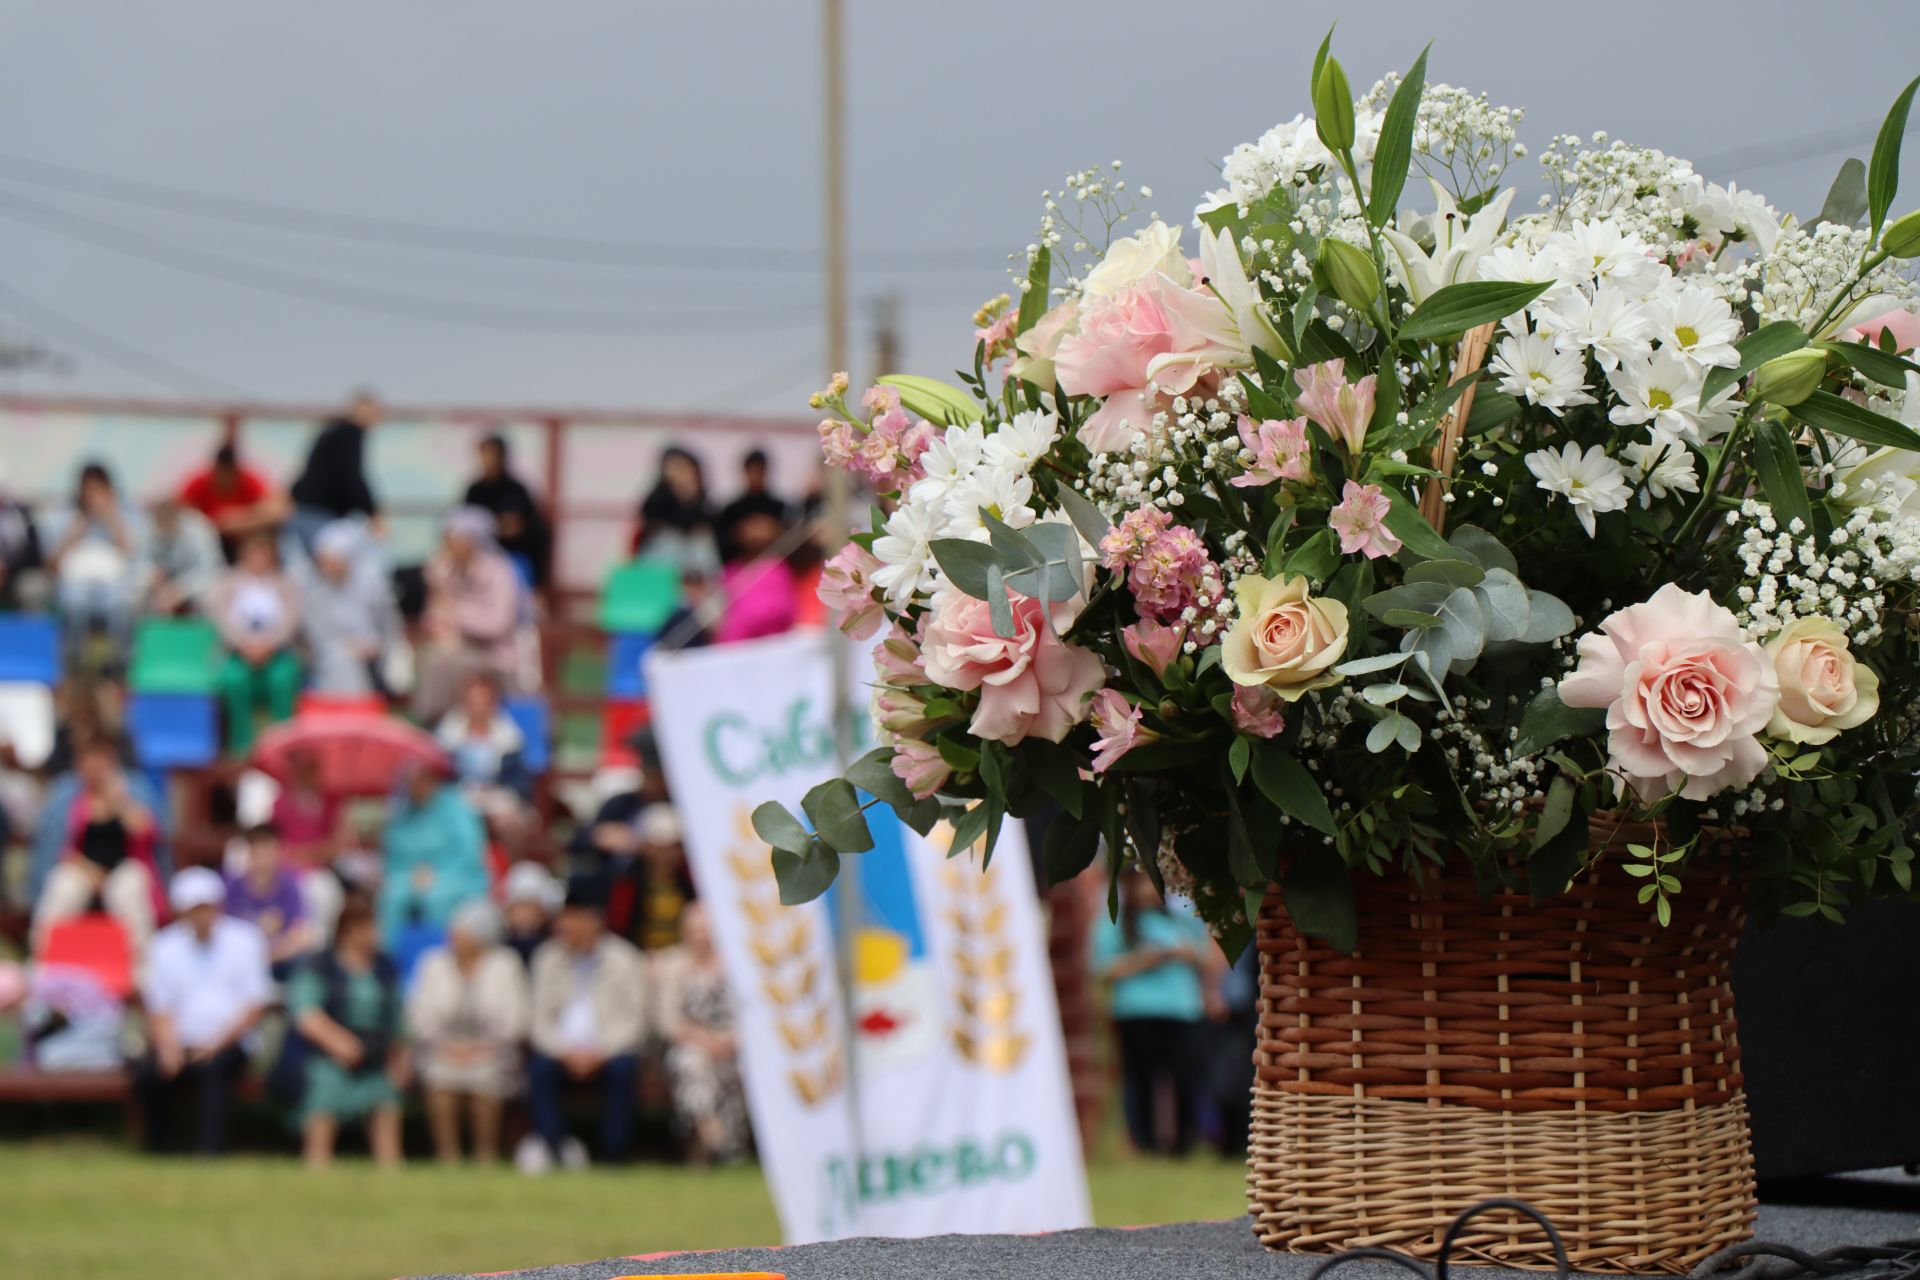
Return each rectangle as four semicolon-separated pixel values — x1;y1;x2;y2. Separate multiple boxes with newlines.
405;898;530;1164
299;519;403;697
411;507;536;722
632;446;720;580
378;761;489;955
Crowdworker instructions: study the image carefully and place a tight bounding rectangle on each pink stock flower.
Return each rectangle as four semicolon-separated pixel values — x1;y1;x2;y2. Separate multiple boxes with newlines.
862;386;901;415
897;419;938;483
1229;414;1311;488
1327;481;1402;559
890;738;951;800
818;543;886;639
1558;584;1781;802
818;418;858;468
1230;684;1288;739
975;309;1018;351
1099;507;1175;571
1294;359;1378;455
1122;619;1186;677
1129;524;1218;623
920;590;1107;745
1088;689;1150;773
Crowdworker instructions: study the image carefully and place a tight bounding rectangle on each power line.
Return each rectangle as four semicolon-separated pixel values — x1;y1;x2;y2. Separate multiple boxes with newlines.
1692;113;1919;179
0;186;825;334
0;148;1009;274
0;276;249;400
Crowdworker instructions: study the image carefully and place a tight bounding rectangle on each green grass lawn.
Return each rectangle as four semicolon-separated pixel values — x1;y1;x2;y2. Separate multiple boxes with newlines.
0;1143;1247;1280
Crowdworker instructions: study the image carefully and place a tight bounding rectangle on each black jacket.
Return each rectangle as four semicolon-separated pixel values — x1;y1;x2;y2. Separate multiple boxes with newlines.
290;419;377;518
463;473;549;586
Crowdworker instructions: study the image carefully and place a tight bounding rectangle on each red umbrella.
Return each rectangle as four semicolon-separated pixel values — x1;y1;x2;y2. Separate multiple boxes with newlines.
252;711;449;798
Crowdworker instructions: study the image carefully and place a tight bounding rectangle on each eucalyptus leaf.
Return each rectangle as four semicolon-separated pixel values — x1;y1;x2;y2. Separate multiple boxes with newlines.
1400;627;1453;696
1476;567;1531;643
772;840;841;906
1436;587;1486;668
1004;520;1086;603
1334;651;1411;676
1361;682;1409;706
802;779;874;854
751;801;815;855
1521;591;1575;643
1446;523;1517;574
986;562;1014;637
1405;559;1486;589
846;746;916;810
1364;580;1451;619
1365;716;1402;753
1054;483;1111;547
1382;608;1442;629
929;538;998;599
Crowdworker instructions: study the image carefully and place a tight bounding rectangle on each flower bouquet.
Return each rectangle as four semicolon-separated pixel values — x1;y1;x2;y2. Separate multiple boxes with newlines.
758;31;1920;1271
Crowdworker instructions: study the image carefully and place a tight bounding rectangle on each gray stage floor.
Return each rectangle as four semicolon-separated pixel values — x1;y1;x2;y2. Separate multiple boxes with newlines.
414;1190;1920;1280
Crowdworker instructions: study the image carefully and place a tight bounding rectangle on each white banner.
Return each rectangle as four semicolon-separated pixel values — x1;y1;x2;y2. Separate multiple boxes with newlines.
647;630;1091;1243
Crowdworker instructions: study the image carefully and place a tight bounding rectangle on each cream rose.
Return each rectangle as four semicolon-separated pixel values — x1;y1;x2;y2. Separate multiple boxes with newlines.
1764;617;1880;745
1079;220;1191;297
1221;573;1348;700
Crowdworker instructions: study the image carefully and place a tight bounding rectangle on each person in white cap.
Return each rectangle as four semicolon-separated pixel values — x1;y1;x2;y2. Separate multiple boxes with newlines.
501;861;562;970
134;866;272;1155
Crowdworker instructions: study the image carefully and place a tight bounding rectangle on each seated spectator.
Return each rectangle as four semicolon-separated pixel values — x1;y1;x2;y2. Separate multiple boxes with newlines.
568;781;693;951
288;391;382;557
436;671;533;852
715;511;797;644
210;531;302;755
45;462;146;669
412;508;535;722
0;461;44;610
521;879;647;1173
140;498;223;616
379;761;489;953
300;520;403;697
178;443;287;560
288;896;405;1168
28;712;166;910
32;737;163;950
633;445;720;578
656;903;749;1164
406;899;530;1165
135;869;272;1156
272;748;343;872
19;960;127;1073
501;861;561;969
719;447;789;560
463;433;549;589
224;822;316;976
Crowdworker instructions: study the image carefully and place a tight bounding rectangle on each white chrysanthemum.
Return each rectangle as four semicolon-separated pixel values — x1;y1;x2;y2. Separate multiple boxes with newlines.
1525;442;1631;537
982;410;1061;473
906;421;986;510
1622;437;1701;507
870;501;943;607
1542;283;1654;371
1649;284;1741;369
942;467;1037;540
1541;219;1666;296
1489;331;1596;414
1607;349;1704;439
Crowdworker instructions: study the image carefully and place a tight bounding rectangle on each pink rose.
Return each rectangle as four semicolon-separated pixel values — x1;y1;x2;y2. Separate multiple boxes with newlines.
890;738;951;799
1295;359;1378;455
920;589;1107;745
1122;619;1186;677
1327;481;1402;560
818;543;886;639
1559;584;1781;802
1230;684;1288;738
1055;278;1242;453
1230;415;1311;488
1088;689;1151;773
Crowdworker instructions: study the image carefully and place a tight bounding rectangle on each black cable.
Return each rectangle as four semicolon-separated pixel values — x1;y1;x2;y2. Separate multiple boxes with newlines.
0;276;248;400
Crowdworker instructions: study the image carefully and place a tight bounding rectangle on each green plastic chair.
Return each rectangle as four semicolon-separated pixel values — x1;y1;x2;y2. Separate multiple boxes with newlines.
129;618;222;694
598;559;683;635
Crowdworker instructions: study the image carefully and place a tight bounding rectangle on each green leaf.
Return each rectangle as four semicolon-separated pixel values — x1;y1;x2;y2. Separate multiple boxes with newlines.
751;801;815;855
1382;608;1442;629
1004;519;1085;603
1446;524;1518;574
1521;590;1575;643
1222;769;1261;887
1041;814;1100;884
1024;740;1086;819
1816;157;1867;228
929;538;998;599
1476;567;1531;643
1282;848;1357;953
772;840;841;905
1868;75;1920;239
1309;27;1334;107
1749;419;1815;531
1016;246;1052;335
1238;371;1293;424
1228;735;1251;784
948;800;991;855
1821;340;1920;388
935;736;980;772
1793;388;1920;451
1250;744;1337;836
877;374;979;426
1379;486;1457;561
1404;558;1486;589
1398;280;1550;343
1054;482;1110;547
1282;527;1342;582
1528;792;1588;903
1701;321;1810;407
1463;389;1520;433
1368;43;1430;227
802;779;874;854
1364;579;1450;620
846;747;915;810
1513;686;1605;756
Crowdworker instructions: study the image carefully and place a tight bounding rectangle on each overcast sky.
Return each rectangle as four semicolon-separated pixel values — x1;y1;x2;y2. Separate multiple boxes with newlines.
0;0;1914;416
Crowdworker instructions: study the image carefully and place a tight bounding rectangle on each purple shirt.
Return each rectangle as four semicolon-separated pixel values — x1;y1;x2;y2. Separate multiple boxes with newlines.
223;870;306;945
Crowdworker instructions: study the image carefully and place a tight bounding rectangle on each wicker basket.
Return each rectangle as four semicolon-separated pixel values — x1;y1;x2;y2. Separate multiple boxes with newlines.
1246;828;1757;1273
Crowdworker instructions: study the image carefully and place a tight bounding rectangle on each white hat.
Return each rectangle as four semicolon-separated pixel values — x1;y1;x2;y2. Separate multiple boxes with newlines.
170;866;227;913
637;803;682;846
502;861;562;911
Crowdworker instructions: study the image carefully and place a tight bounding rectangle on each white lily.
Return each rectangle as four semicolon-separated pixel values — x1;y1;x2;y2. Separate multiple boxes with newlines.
1380;179;1517;304
1198;224;1286;358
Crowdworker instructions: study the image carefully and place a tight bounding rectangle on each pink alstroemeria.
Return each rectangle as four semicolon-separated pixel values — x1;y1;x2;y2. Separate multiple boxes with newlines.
1122;619;1186;677
818;543;886;639
871;621;925;687
890;738;952;799
1229;414;1311;488
1295;359;1378;455
1088;689;1151;773
1327;481;1402;560
1230;683;1288;739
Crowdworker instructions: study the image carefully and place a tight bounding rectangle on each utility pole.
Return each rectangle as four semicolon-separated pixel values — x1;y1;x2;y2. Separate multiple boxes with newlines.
871;292;902;384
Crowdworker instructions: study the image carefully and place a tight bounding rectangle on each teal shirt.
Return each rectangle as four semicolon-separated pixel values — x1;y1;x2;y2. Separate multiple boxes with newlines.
1092;907;1209;1022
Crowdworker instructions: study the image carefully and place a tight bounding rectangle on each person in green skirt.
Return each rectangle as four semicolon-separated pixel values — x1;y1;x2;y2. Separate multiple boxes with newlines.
288;895;407;1167
209;530;302;755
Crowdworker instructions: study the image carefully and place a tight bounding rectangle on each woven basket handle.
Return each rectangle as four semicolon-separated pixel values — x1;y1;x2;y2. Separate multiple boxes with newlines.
1416;321;1498;534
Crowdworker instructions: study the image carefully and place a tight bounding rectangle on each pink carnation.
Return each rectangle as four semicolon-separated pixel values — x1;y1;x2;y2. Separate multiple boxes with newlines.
1122;619;1186;677
1327;481;1401;560
1230;415;1311;488
890;738;951;799
920;589;1106;746
1558;584;1781;802
818;543;885;640
1295;359;1378;455
1087;689;1149;773
1230;684;1287;739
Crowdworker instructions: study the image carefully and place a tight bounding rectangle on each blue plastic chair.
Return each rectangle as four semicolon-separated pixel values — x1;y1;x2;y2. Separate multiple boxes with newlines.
0;614;61;684
605;631;654;699
504;695;551;773
127;694;219;769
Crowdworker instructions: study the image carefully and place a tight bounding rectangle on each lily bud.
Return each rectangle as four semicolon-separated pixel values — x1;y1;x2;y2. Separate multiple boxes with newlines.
1319;237;1380;311
1313;57;1355;154
1883;209;1920;259
1750;348;1827;407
